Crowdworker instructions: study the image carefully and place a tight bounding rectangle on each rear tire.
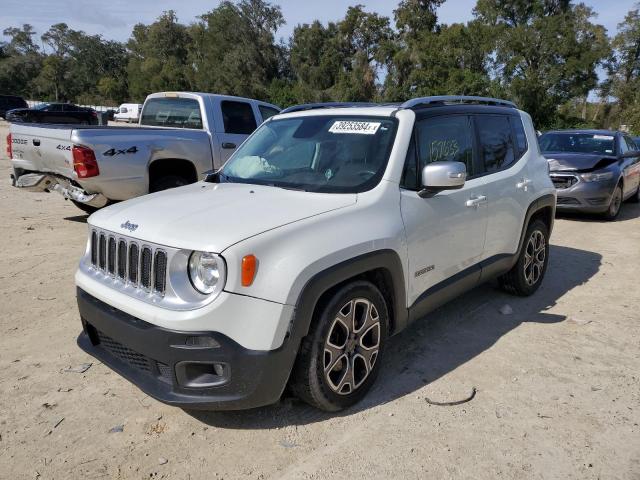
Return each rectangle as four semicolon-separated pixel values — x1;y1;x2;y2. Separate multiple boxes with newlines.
603;184;623;220
71;200;99;215
149;175;190;193
290;281;389;412
499;219;550;296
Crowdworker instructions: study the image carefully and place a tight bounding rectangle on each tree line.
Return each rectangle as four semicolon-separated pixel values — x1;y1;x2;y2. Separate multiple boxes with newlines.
1;0;640;131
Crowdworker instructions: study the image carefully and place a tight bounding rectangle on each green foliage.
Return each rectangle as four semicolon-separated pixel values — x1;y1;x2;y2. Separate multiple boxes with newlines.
0;0;634;130
474;0;610;128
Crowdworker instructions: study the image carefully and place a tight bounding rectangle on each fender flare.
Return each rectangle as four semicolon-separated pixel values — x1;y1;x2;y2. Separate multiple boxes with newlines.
516;193;556;257
291;249;408;343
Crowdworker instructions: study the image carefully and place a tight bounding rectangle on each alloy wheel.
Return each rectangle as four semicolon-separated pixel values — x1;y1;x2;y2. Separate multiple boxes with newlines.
323;298;381;395
523;230;546;286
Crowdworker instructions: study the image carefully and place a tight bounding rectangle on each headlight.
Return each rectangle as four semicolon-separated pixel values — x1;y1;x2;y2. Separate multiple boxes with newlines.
580;171;614;182
188;251;226;295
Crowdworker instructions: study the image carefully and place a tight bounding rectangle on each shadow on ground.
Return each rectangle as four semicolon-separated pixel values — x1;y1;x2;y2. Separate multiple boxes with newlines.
64;214;89;224
186;244;602;429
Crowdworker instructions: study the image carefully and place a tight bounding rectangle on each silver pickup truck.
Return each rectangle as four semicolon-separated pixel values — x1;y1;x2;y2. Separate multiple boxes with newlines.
8;92;280;213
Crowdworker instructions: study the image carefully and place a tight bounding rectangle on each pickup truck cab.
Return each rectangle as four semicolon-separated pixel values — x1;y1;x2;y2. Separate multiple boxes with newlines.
8;92;280;213
75;96;556;412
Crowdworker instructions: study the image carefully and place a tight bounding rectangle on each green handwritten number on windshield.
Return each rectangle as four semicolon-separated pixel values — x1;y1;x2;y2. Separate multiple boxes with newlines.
430;139;459;162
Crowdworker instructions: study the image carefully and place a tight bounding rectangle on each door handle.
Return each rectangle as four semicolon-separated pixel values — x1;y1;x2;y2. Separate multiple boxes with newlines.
517;178;532;189
221;142;236;149
466;195;487;208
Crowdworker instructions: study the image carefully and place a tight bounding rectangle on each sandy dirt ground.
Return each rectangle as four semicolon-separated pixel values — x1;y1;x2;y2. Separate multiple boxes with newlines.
0;119;638;480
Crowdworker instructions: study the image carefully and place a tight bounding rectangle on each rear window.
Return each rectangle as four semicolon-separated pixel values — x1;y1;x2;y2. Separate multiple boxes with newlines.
140;97;203;129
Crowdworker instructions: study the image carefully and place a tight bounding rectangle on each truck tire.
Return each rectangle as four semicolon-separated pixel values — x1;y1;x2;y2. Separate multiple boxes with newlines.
498;219;549;297
290;280;389;411
149;175;190;193
71;200;99;215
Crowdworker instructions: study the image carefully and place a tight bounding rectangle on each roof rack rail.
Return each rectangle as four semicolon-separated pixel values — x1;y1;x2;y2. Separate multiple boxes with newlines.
281;102;379;114
401;96;517;109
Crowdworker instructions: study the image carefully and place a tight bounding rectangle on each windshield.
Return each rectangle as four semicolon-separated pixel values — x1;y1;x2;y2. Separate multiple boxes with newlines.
539;132;615;155
218;116;397;193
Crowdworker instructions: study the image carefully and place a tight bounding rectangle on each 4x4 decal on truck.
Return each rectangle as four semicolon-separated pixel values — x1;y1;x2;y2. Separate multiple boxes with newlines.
104;146;138;156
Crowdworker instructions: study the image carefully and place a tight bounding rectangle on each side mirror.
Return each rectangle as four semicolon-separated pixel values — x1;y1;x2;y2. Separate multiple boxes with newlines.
418;161;467;198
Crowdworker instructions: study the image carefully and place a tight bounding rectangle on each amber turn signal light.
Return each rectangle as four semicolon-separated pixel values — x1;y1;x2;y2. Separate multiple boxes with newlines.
241;255;257;286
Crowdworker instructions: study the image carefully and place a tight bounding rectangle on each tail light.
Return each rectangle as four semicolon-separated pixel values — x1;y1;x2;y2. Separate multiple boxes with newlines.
72;145;99;178
6;133;11;159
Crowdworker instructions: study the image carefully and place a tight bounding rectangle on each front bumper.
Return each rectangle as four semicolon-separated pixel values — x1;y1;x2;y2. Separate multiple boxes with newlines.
552;174;617;213
77;288;300;410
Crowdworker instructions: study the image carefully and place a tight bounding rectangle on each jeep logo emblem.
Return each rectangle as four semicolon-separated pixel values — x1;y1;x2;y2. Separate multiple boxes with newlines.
120;220;139;232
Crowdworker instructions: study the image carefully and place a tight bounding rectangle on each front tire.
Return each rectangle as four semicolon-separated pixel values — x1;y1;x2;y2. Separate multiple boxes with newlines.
603;184;623;220
290;281;389;411
499;219;550;296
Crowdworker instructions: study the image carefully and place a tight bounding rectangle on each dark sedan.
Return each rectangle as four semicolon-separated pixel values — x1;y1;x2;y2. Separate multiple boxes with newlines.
6;102;99;125
0;95;28;119
540;129;640;220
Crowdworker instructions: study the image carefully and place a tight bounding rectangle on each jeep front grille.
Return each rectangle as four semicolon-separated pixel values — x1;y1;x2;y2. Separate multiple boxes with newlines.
89;230;167;295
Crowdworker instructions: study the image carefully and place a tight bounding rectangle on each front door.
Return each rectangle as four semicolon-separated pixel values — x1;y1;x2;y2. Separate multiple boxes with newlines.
215;100;257;166
400;114;488;306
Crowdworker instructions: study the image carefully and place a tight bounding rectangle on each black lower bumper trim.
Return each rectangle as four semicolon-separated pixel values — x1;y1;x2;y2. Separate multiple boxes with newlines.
76;288;299;410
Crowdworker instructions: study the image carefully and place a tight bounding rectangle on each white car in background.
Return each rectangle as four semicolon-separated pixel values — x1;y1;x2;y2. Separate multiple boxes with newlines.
75;96;556;412
114;103;142;123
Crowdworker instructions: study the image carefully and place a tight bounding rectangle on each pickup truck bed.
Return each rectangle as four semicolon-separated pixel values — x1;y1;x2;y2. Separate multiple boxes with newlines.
8;92;280;211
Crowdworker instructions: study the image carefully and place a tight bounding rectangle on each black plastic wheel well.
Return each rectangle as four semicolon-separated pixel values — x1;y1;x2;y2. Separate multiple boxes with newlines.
529;205;554;231
148;159;198;184
311;267;398;336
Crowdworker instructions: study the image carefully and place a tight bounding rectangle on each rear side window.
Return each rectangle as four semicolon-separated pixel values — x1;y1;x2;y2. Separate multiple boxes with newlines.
259;105;280;122
222;101;257;134
623;135;637;151
476;115;515;173
140;97;203;129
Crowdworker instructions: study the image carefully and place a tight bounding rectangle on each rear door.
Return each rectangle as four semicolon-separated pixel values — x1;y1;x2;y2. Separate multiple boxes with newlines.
400;113;488;305
475;113;533;260
215;100;258;164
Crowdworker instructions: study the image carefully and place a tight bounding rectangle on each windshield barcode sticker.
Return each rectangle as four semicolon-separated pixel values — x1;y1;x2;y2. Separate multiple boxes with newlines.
329;121;381;135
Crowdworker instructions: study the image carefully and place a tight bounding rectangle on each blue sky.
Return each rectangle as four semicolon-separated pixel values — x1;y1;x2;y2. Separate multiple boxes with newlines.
2;0;636;45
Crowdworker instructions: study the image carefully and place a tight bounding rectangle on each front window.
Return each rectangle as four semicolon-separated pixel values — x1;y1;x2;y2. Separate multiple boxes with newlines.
218;116;397;193
539;132;615;155
140;97;203;129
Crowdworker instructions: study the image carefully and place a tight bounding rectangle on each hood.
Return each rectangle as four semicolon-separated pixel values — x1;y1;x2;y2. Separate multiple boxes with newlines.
544;152;618;172
89;182;356;252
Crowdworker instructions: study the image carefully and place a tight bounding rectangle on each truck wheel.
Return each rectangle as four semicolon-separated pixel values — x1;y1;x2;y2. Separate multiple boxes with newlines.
499;219;549;297
71;200;99;215
291;280;389;411
603;184;623;220
150;175;189;193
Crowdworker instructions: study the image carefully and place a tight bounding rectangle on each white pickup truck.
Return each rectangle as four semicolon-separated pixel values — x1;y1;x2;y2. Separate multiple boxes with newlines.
8;92;280;213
